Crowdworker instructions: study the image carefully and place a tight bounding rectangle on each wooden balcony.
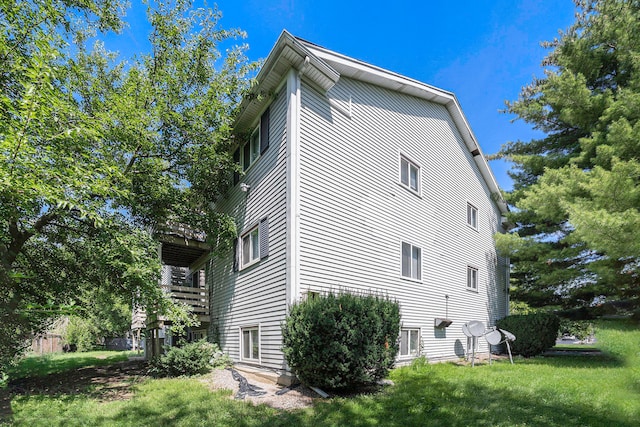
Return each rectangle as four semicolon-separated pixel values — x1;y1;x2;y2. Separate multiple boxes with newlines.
162;284;210;323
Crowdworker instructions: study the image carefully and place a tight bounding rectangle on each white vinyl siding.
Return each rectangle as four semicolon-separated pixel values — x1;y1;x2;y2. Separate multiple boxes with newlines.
211;57;508;371
298;76;507;362
209;88;287;371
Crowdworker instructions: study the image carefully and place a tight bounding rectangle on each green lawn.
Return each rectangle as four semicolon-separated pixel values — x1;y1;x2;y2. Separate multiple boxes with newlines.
4;320;639;426
6;350;138;380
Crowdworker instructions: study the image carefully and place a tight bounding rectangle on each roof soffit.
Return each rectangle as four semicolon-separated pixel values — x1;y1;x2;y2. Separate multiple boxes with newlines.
234;31;339;131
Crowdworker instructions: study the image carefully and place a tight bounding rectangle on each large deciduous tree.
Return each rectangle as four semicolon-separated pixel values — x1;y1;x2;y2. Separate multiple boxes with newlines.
496;0;640;313
0;0;254;369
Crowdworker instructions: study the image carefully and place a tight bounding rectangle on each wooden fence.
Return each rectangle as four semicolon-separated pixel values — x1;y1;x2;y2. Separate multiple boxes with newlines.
31;334;64;354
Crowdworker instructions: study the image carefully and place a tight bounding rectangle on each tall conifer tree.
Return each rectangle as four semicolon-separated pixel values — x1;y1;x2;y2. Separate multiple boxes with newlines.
497;0;640;312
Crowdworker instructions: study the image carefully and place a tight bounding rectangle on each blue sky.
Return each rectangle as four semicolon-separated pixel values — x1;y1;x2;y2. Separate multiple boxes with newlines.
110;0;578;190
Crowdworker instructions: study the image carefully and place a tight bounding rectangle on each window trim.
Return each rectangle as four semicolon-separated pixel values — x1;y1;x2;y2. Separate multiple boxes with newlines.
401;241;422;282
237;106;269;176
399;153;421;195
467;265;479;292
467;202;478;231
399;328;421;358
235;217;269;272
241;125;261;172
240;224;260;269
240;325;260;363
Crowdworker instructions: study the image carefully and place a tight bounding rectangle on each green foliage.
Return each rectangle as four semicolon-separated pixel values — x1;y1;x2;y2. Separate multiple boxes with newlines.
496;312;560;357
65;316;99;352
148;340;230;378
508;300;540;315
497;0;640;311
281;292;400;390
558;319;595;341
0;0;255;370
60;289;135;352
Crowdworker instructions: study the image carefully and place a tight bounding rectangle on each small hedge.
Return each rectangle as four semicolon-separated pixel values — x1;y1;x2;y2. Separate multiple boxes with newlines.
282;292;400;390
496;312;560;357
558;319;595;341
148;340;230;377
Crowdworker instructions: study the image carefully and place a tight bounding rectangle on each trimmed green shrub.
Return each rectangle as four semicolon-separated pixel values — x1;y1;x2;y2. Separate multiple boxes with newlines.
558;319;595;341
148;340;230;377
496;312;560;357
282;292;400;390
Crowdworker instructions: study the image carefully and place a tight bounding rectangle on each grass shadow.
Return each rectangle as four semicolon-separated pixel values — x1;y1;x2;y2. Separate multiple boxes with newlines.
530;353;624;369
268;361;638;427
8;351;132;380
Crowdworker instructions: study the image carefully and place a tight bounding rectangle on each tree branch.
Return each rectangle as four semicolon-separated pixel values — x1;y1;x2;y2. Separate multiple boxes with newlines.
5;211;58;268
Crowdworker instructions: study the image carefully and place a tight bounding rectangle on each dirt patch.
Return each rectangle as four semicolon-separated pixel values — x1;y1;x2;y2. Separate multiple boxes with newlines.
1;360;320;421
1;358;148;422
5;359;148;402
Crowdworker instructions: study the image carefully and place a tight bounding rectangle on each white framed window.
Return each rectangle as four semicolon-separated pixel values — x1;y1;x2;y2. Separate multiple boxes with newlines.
241;225;260;268
233;108;269;184
241;326;260;361
239;108;270;172
401;241;422;281
235;217;269;272
400;155;420;193
467;202;478;230
467;265;478;291
400;328;420;357
242;127;260;171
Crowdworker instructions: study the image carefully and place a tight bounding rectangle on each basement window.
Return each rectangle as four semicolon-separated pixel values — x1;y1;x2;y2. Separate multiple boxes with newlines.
400;328;420;357
241;326;260;361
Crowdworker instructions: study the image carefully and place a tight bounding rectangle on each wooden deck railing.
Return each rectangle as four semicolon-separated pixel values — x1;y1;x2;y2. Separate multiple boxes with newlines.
162;284;209;317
